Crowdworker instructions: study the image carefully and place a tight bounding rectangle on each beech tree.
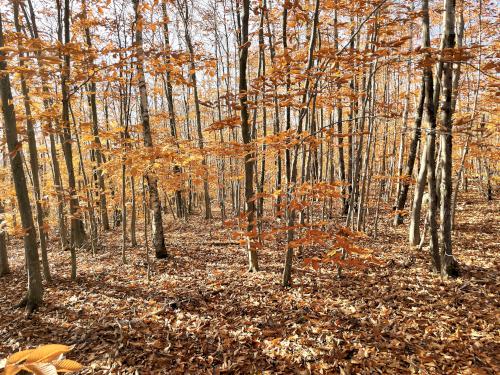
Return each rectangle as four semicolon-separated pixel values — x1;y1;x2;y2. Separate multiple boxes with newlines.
133;0;168;259
238;0;258;272
60;0;86;280
0;12;43;312
0;200;9;276
438;0;459;277
12;1;52;283
0;0;496;324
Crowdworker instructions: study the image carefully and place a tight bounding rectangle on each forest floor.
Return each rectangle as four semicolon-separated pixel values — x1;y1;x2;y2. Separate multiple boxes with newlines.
0;192;498;374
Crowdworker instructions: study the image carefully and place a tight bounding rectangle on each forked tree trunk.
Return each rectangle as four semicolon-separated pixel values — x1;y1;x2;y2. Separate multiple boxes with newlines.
0;13;43;311
422;0;440;271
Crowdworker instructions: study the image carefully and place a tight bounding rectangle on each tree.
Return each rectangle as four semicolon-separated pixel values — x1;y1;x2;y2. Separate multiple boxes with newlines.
133;0;168;259
161;0;185;219
239;0;258;272
0;0;492;315
0;12;43;312
60;0;86;280
0;200;9;276
282;0;321;287
12;1;52;283
82;0;110;232
393;77;425;227
438;0;460;277
422;0;441;272
178;0;212;220
22;0;69;253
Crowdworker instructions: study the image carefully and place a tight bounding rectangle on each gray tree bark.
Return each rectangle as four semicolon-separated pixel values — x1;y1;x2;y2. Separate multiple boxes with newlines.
283;0;320;286
13;2;52;282
133;0;168;259
0;13;43;312
82;0;110;231
239;0;259;272
61;0;86;281
178;0;212;220
422;0;441;271
439;0;459;277
162;0;185;219
0;201;9;276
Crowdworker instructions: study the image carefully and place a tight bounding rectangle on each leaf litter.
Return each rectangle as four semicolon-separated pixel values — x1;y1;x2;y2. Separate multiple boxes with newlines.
0;192;498;374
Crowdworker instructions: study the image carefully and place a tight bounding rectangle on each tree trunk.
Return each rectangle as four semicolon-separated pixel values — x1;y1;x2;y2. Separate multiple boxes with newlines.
257;4;267;220
0;201;9;276
347;60;376;228
394;76;425;226
61;0;85;281
24;0;69;251
13;2;51;282
213;16;227;222
283;0;320;287
451;2;479;230
334;9;348;215
0;13;43;312
162;1;184;219
121;162;127;264
393;24;414;225
21;0;68;250
133;0;168;259
422;0;440;272
439;0;459;277
82;0;110;231
409;140;428;246
179;1;212;220
71;105;98;254
239;0;258;272
130;176;137;247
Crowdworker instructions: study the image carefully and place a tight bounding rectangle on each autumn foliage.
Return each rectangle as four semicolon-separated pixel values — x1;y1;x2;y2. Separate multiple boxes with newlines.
0;0;498;372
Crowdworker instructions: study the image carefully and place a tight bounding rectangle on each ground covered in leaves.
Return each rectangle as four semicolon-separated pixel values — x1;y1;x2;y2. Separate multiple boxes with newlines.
0;192;498;374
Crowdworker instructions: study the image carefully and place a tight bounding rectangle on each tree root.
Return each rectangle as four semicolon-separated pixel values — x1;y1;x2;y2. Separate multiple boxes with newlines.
14;296;40;317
